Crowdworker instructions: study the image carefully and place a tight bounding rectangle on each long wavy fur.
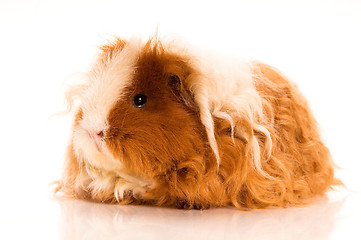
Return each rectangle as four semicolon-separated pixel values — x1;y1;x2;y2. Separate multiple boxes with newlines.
56;37;341;210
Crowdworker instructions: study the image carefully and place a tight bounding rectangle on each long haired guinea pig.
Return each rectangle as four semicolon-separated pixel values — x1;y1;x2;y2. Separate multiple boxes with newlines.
56;36;341;210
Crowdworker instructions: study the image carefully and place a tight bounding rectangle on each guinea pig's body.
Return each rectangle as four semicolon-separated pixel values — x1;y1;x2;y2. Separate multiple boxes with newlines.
57;37;340;209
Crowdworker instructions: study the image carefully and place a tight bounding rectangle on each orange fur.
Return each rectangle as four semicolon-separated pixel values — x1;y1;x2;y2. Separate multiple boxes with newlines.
56;38;341;210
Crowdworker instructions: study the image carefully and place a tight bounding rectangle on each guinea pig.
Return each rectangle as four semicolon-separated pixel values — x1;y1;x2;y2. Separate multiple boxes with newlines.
56;36;341;210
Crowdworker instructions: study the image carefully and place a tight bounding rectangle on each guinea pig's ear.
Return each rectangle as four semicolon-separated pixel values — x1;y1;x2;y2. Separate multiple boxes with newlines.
168;73;195;107
168;73;183;98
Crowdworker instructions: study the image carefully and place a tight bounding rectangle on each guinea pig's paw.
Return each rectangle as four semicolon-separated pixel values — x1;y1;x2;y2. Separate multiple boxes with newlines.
113;177;153;202
175;199;211;210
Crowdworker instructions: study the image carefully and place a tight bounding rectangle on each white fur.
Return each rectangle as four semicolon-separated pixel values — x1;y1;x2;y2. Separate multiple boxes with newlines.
185;49;273;175
69;38;154;200
80;39;142;134
71;39;142;174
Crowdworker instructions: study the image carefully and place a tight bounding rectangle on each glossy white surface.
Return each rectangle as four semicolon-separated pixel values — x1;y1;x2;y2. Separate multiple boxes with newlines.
1;190;360;240
1;0;360;239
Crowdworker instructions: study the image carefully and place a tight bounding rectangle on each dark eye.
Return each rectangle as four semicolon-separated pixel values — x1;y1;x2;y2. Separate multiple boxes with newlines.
133;94;147;108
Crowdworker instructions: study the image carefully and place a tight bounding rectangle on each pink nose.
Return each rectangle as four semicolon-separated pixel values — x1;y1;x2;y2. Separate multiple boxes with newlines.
90;130;104;152
96;130;104;138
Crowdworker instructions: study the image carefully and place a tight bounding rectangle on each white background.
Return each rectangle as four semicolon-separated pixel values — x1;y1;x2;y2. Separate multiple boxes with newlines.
0;0;360;239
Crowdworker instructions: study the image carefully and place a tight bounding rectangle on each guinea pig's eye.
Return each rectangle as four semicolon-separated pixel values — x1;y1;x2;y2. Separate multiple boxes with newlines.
133;94;147;108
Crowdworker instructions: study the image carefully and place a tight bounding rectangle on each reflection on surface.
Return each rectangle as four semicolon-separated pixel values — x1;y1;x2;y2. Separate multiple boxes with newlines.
58;196;344;240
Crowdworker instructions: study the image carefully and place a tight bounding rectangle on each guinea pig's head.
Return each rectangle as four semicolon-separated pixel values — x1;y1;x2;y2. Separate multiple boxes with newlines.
67;38;218;200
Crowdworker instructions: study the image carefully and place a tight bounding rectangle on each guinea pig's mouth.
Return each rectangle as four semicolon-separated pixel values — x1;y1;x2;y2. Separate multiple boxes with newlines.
73;125;155;200
73;126;121;172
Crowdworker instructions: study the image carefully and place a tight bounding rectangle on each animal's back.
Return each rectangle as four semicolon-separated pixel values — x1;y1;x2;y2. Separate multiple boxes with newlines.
238;63;340;208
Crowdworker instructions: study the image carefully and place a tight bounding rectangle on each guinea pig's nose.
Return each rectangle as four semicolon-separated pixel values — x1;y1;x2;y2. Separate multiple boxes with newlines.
90;130;104;152
90;130;104;139
96;130;104;138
